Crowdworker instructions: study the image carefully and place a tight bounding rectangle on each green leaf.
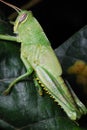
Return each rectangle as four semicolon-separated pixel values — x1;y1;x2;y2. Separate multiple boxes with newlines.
0;17;86;130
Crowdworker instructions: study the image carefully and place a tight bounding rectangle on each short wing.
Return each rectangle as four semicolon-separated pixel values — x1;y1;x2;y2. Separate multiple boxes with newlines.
38;45;62;78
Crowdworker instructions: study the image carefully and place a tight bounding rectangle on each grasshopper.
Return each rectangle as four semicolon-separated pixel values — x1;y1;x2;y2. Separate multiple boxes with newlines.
0;0;87;120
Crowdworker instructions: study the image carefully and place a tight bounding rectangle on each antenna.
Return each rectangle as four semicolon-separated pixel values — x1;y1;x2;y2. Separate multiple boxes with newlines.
0;0;21;13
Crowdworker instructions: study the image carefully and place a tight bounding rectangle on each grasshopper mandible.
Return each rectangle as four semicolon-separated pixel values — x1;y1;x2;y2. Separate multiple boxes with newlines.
0;0;87;120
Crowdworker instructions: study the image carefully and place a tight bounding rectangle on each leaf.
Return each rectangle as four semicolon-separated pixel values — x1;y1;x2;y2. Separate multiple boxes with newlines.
55;25;87;99
55;26;87;129
0;17;86;130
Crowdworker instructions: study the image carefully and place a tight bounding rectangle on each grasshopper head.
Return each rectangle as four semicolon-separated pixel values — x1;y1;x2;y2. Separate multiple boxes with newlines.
14;10;33;33
0;0;33;34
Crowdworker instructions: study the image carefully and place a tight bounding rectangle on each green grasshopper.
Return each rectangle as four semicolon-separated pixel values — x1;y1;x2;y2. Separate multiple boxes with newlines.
0;0;87;120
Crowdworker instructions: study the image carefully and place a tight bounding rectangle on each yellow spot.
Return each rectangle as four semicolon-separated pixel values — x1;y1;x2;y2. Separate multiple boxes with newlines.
81;66;87;77
54;100;57;102
67;60;87;95
67;60;86;75
38;81;42;84
41;84;44;87
38;91;43;96
36;77;39;81
50;95;53;98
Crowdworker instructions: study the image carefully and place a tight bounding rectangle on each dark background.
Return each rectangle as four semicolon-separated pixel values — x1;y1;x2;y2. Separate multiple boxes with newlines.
0;0;87;49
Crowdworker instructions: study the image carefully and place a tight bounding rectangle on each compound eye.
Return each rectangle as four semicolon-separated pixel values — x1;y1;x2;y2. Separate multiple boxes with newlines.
19;13;27;23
